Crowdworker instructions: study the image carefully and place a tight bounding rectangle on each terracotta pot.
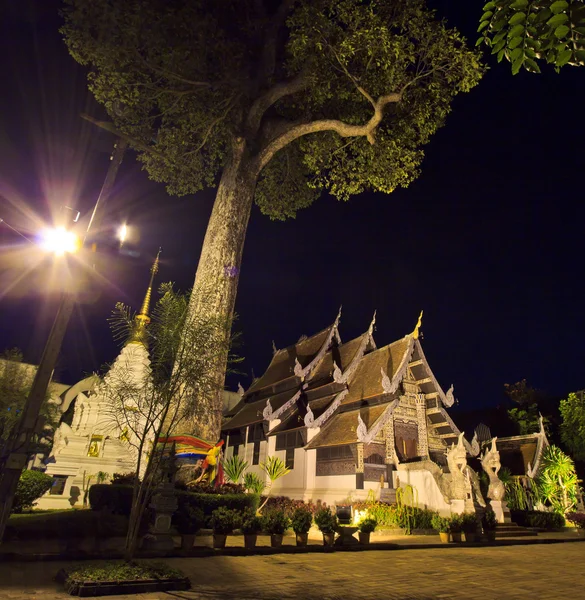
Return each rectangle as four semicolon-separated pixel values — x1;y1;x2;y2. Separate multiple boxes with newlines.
439;532;450;544
464;532;476;543
181;534;195;551
244;534;257;550
295;532;308;547
450;532;462;543
270;534;284;548
323;532;335;547
358;532;371;545
213;533;227;549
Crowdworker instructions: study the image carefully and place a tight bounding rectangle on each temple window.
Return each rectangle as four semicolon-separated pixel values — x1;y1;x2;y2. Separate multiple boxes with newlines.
87;435;103;457
315;444;354;476
227;429;244;458
49;475;68;495
276;430;304;470
252;441;261;465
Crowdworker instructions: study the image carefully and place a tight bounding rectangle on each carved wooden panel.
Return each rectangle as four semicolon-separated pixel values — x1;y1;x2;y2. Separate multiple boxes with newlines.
365;464;386;482
316;459;355;476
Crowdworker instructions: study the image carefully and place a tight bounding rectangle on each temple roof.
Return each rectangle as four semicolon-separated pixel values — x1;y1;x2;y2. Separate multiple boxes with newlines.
305;404;389;449
340;337;411;406
245;326;334;396
223;387;299;430
308;334;369;385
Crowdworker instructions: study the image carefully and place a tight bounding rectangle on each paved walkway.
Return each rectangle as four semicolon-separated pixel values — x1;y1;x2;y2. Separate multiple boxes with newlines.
1;541;584;600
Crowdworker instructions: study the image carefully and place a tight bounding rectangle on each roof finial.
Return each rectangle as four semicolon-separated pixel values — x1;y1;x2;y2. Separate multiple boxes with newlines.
368;310;377;335
412;310;423;340
272;340;278;355
127;248;161;346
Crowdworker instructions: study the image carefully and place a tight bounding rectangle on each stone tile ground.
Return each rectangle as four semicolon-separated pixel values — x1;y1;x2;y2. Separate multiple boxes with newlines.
0;543;584;600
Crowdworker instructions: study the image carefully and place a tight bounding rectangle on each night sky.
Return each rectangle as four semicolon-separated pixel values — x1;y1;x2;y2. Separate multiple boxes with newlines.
0;0;583;416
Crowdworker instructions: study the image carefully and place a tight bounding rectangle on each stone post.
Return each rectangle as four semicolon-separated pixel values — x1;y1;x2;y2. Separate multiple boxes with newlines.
415;394;429;459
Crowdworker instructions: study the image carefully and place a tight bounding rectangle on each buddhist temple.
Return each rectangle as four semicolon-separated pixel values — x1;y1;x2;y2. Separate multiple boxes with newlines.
222;311;489;516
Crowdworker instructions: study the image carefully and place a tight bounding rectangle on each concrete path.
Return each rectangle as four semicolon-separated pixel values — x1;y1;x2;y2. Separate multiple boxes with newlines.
1;541;584;600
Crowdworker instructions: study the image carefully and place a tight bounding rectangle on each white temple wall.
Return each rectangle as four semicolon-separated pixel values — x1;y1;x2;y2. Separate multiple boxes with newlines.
271;447;306;497
397;467;452;516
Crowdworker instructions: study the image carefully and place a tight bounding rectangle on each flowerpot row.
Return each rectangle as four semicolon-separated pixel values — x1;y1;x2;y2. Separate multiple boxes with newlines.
438;531;495;544
182;531;374;550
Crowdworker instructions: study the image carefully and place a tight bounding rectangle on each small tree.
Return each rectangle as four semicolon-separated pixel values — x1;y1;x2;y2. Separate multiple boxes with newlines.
504;380;549;435
12;470;53;513
559;391;585;461
258;456;291;512
102;283;234;559
534;445;581;514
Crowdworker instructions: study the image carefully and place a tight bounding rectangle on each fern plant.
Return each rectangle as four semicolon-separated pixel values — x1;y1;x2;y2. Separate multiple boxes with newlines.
223;455;248;484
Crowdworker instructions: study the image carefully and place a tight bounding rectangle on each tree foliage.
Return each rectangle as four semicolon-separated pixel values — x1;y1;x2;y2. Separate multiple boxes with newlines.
0;349;59;457
12;470;53;513
504;379;549;435
477;0;585;73
559;391;585;461
62;0;483;219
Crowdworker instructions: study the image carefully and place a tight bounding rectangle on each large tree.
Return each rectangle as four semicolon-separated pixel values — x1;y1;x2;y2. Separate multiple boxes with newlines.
559;391;585;461
62;0;483;440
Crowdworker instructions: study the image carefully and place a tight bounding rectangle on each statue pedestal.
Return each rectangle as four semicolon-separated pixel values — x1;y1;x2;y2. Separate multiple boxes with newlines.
490;500;511;524
142;483;177;553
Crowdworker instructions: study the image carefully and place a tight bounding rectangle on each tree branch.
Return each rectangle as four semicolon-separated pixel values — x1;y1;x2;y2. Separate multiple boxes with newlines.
245;70;310;137
256;92;401;171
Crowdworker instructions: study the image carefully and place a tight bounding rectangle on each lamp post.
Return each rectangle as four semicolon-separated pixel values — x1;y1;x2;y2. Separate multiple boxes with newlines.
0;138;128;541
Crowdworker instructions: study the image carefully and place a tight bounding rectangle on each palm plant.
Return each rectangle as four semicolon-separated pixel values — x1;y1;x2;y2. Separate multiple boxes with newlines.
223;455;248;484
244;472;266;495
534;445;581;515
258;456;291;512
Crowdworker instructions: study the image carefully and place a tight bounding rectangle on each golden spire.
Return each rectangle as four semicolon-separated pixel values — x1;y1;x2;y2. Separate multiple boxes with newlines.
127;249;161;346
412;310;423;340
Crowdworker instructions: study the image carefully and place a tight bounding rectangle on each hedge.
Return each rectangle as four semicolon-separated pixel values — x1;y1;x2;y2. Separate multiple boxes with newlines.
5;510;128;540
510;509;565;530
88;484;259;526
13;470;53;513
353;501;438;530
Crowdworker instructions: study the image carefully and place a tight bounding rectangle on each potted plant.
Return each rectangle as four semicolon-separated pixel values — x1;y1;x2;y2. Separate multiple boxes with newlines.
357;518;377;544
431;514;450;544
461;513;478;543
314;508;338;547
261;509;291;548
174;504;205;551
291;506;313;547
240;508;262;550
482;507;497;542
448;514;463;543
210;507;240;549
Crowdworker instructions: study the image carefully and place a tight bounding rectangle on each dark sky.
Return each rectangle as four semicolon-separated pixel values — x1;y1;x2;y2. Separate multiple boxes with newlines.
0;0;583;414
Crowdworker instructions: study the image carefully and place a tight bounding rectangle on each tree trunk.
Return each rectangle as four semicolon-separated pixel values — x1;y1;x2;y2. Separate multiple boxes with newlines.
182;138;257;441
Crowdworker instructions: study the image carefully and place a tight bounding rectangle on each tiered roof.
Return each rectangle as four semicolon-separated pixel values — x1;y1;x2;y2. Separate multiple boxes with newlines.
223;311;468;459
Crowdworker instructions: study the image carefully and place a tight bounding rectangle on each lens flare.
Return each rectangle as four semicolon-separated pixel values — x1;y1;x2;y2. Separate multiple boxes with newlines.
39;227;80;256
118;223;128;244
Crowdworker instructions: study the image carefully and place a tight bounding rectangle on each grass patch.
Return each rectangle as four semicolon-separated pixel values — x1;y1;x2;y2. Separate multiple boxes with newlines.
5;509;128;540
65;561;183;584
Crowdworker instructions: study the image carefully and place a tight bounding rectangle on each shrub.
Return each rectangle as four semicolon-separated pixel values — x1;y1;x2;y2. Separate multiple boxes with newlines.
352;501;437;531
566;512;585;529
5;510;128;540
291;506;313;534
511;509;565;530
111;473;137;486
448;515;463;533
358;518;377;534
173;504;205;535
64;561;183;584
209;507;240;534
262;496;317;517
240;508;262;534
89;484;259;526
482;507;497;531
431;514;450;533
12;470;53;513
314;508;338;534
184;482;245;495
461;513;478;533
261;509;291;534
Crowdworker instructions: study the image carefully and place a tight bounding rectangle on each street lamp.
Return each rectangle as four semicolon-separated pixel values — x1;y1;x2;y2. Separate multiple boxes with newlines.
39;226;81;256
0;137;129;542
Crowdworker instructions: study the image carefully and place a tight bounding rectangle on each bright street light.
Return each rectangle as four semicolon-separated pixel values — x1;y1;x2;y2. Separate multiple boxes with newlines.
117;223;128;245
39;226;80;256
